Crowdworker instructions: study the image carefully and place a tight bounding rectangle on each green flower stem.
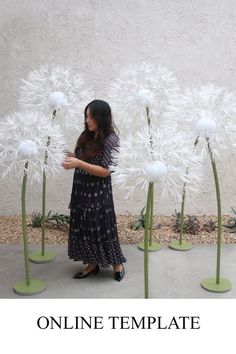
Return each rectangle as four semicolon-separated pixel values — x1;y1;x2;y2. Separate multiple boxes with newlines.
179;183;186;245
194;137;199;147
146;105;154;247
22;162;30;285
149;182;154;246
41;110;55;255
41;136;51;256
41;170;47;256
178;137;199;245
146;106;150;126
146;106;153;151
207;138;221;284
144;182;153;298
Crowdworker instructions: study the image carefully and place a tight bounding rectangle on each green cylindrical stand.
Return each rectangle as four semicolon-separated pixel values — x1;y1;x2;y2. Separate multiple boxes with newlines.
14;278;47;296
201;277;231;293
29;250;56;263
169;239;193;251
138;241;161;252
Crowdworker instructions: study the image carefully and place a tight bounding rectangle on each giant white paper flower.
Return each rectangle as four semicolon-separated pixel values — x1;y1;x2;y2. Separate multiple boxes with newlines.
111;127;203;200
108;63;179;133
18;65;93;132
0;111;66;183
166;84;236;158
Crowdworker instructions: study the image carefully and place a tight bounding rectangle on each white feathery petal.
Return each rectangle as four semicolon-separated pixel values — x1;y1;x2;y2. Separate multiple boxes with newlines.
19;65;94;133
0;111;66;184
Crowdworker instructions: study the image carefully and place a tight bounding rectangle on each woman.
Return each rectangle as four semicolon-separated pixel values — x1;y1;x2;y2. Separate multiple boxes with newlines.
63;99;126;281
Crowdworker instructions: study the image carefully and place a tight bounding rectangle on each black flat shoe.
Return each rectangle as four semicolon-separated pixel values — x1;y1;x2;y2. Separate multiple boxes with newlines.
114;265;125;282
73;264;99;279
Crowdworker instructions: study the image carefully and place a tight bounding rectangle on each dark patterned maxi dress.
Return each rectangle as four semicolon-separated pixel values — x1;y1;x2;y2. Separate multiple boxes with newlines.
68;133;126;268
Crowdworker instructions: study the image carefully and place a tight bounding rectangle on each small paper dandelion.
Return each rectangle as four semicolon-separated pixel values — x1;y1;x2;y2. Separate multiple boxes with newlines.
18;65;93;132
167;84;236;158
108;63;179;133
111;127;203;201
0;111;66;183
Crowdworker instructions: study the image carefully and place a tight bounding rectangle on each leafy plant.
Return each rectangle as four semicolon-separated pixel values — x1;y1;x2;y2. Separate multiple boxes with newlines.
202;217;216;232
172;210;200;235
130;206;146;230
130;206;162;231
223;207;236;233
46;213;70;230
30;211;70;230
30;211;51;228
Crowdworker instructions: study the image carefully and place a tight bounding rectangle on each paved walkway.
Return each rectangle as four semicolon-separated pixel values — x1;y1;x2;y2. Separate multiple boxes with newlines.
0;243;235;298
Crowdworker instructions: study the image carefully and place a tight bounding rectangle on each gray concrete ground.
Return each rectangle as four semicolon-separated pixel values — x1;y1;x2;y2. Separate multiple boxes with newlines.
0;243;235;298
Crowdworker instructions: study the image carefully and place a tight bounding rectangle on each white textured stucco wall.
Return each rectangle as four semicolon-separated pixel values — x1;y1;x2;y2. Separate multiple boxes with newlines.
1;0;236;215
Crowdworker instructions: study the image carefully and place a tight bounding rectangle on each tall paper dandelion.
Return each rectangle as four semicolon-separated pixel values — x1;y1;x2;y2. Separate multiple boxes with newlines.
111;127;203;298
167;83;236;292
0;111;65;295
108;62;204;298
18;65;92;262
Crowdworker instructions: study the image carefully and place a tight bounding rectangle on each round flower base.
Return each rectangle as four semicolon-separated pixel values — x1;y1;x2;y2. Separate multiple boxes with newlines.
14;279;46;295
29;250;56;263
169;240;193;251
138;241;161;252
201;277;231;293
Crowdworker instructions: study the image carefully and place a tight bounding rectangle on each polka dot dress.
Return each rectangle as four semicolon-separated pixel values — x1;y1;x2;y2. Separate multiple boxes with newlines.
68;133;126;268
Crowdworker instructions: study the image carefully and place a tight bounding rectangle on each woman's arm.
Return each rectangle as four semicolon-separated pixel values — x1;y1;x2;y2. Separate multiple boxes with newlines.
62;157;110;177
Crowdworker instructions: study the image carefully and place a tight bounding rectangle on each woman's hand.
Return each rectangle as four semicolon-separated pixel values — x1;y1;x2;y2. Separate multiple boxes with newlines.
62;157;80;170
62;157;110;177
64;149;75;157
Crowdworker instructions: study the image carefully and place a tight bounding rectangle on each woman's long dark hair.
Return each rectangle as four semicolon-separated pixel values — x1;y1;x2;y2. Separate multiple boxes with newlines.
76;100;118;160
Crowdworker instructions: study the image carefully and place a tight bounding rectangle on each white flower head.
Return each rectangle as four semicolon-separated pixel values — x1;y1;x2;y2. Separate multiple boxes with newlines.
17;140;39;159
195;111;217;138
111;127;203;201
48;91;67;110
0;111;66;183
144;161;168;182
135;89;153;106
108;63;179;133
19;65;93;132
167;84;236;158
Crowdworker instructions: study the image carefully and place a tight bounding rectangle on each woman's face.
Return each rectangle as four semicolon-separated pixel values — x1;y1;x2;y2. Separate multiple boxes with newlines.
85;107;99;132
